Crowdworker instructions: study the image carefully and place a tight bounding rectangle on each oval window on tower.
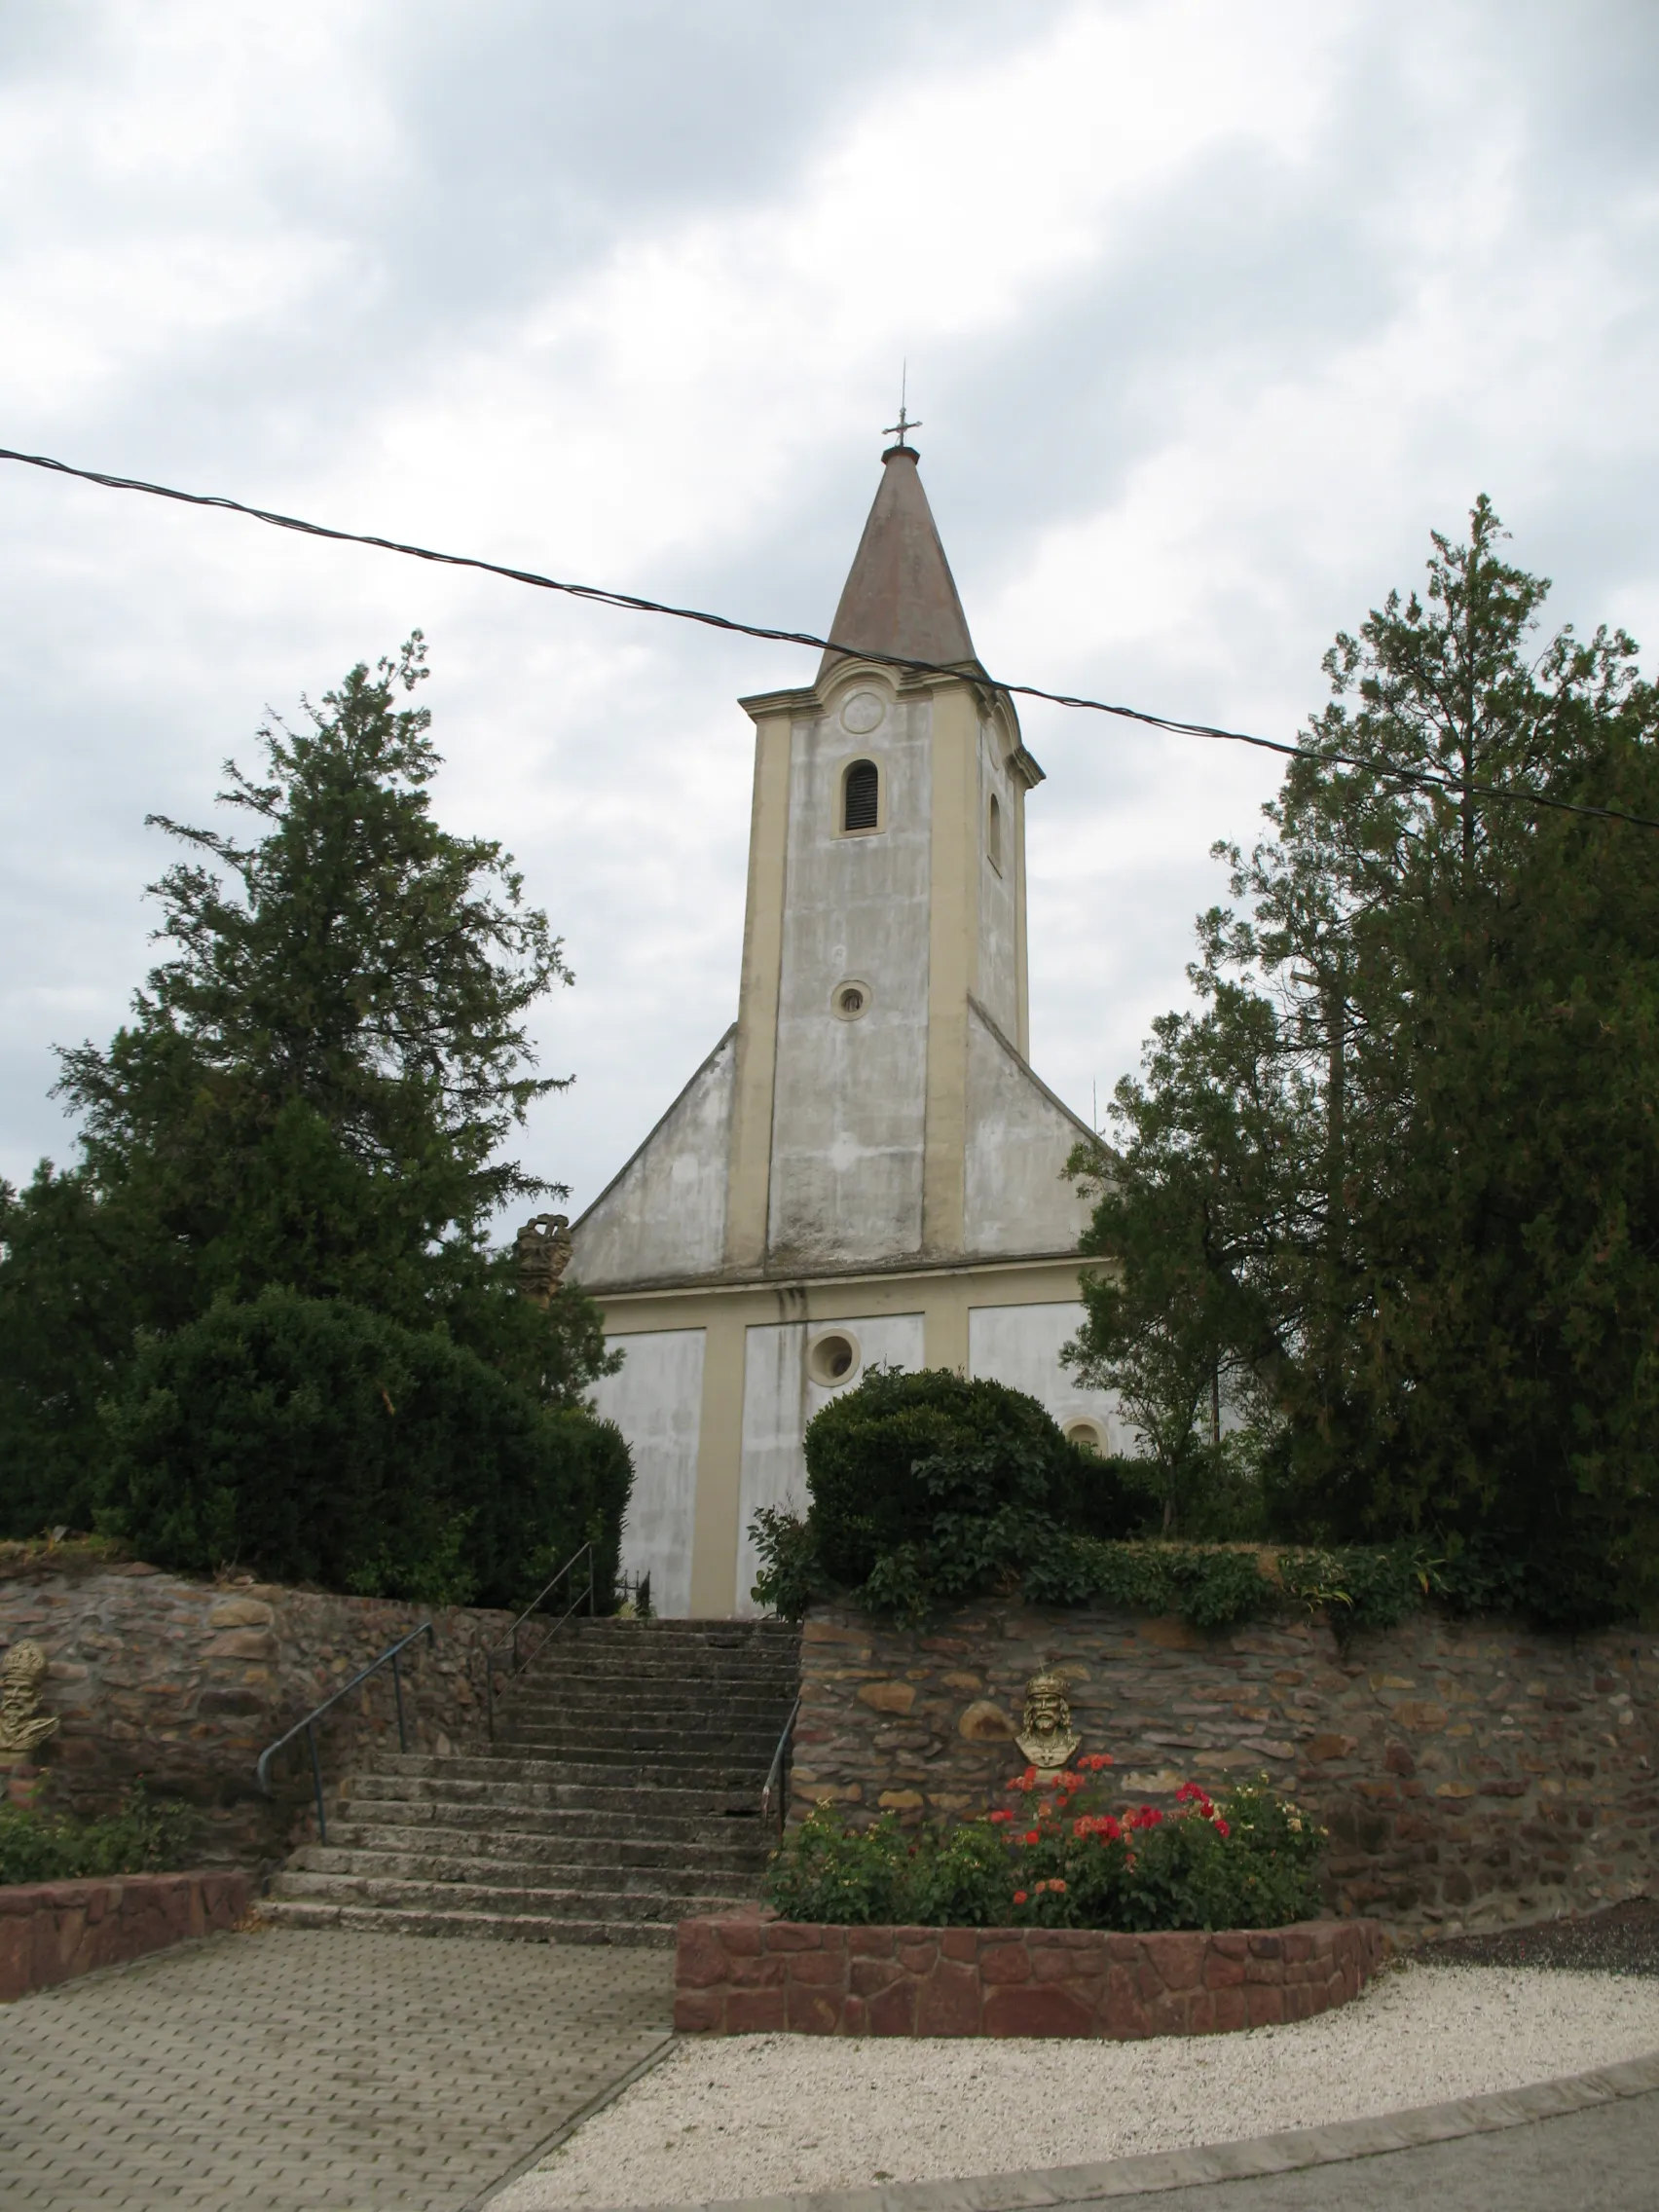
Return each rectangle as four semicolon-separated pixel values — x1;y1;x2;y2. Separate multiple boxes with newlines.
842;758;880;832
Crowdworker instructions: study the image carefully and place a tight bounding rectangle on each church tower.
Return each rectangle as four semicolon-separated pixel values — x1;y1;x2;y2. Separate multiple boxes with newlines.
571;435;1121;1616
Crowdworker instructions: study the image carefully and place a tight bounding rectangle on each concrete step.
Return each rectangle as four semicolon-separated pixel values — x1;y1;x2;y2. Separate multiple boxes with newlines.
348;1769;768;1812
290;1844;767;1892
327;1799;774;1840
358;1750;768;1788
327;1807;770;1851
257;1898;678;1946
268;1867;752;1923
490;1729;780;1759
497;1688;793;1717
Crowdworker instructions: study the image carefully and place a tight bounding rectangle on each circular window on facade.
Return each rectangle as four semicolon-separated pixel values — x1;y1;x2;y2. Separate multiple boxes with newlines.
839;689;884;735
807;1330;862;1387
1064;1418;1108;1456
832;978;871;1020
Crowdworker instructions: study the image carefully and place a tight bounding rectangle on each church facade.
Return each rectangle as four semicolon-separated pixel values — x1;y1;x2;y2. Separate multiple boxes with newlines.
570;439;1123;1617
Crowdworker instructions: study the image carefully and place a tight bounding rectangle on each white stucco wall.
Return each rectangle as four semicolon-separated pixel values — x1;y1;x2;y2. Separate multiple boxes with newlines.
963;1005;1095;1257
732;1309;926;1613
766;690;933;1270
968;1300;1124;1447
570;1029;735;1288
590;1328;706;1617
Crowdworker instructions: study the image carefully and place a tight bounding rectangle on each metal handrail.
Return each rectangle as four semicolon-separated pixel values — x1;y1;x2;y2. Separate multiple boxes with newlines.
484;1540;595;1739
256;1620;433;1845
761;1693;800;1829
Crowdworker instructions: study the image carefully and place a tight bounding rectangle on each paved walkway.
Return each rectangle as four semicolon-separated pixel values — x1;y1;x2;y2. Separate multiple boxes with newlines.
1105;2088;1659;2208
0;1925;674;2211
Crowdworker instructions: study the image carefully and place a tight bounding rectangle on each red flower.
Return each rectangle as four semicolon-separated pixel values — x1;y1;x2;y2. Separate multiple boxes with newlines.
1014;1890;1028;1905
1023;1829;1041;1846
1214;1818;1231;1838
1074;1813;1123;1843
1077;1752;1114;1772
988;1809;1014;1825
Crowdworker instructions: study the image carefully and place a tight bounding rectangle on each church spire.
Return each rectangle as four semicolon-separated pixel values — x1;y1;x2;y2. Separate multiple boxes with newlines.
818;438;977;679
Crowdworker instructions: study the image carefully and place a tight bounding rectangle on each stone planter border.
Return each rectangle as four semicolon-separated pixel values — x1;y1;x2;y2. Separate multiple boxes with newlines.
0;1869;251;2002
675;1915;1386;2038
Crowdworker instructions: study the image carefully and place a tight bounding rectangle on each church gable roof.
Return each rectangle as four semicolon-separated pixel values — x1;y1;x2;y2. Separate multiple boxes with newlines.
818;445;977;679
569;1025;736;1290
963;998;1100;1259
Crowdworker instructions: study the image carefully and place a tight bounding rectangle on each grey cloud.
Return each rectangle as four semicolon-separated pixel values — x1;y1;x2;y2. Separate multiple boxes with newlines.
3;0;1657;1220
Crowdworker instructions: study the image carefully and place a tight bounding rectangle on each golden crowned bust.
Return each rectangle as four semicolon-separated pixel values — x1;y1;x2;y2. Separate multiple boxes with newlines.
1015;1668;1081;1772
0;1640;58;1757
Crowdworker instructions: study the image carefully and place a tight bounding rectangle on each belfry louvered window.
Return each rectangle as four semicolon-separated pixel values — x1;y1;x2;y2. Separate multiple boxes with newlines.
843;758;879;831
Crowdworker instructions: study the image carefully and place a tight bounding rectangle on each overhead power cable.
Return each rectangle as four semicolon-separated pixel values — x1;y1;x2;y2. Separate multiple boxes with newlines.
3;441;1656;835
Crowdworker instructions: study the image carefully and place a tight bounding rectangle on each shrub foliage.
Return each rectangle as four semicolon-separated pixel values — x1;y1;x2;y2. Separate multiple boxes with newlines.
764;1763;1324;1933
100;1287;631;1607
0;1783;196;1888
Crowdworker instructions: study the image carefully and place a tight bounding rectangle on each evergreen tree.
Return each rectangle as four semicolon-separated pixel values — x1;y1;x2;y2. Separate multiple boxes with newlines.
1069;502;1659;1622
1;636;615;1539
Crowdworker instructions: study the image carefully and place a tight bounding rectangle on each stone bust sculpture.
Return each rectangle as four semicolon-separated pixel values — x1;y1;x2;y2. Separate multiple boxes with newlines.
1015;1668;1080;1772
0;1640;59;1757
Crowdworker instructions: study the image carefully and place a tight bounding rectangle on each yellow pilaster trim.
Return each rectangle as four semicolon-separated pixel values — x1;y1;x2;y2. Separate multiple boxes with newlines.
922;1272;972;1374
725;707;793;1270
688;1309;748;1616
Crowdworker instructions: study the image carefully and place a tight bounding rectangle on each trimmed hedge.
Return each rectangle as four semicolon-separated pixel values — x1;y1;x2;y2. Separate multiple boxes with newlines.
99;1287;631;1607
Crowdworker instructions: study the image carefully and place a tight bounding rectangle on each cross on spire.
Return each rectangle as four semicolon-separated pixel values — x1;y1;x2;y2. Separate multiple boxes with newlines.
883;364;921;452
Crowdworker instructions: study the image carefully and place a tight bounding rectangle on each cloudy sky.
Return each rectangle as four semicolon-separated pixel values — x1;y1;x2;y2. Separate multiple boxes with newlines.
3;0;1656;1221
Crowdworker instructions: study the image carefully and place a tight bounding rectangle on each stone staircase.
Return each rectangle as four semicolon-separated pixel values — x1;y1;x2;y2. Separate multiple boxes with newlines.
260;1617;801;1945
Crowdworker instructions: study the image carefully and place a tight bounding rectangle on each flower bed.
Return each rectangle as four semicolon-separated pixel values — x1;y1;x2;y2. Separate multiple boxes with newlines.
674;1915;1386;2038
765;1764;1325;1935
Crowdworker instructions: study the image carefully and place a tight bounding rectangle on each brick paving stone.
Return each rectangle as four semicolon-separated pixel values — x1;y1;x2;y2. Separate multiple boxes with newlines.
0;1924;673;2212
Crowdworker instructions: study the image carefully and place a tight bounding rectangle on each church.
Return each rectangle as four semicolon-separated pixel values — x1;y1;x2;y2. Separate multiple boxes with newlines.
569;432;1124;1617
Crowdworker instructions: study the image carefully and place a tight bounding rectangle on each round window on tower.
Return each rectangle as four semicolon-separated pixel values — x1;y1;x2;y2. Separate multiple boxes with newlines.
1064;1418;1108;1456
807;1330;862;1387
831;978;871;1021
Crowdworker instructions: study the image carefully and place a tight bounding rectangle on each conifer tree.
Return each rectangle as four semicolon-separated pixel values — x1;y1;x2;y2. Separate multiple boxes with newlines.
1069;503;1659;1623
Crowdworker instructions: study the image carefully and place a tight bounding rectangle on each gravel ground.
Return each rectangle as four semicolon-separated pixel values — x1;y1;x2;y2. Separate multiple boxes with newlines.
496;1961;1659;2210
1417;1896;1659;1975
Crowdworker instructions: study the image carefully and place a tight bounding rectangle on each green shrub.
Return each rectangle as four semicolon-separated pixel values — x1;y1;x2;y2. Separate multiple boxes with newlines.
0;1783;197;1887
794;1367;1143;1624
99;1287;631;1608
763;1769;1324;1933
749;1503;827;1620
760;1802;912;1924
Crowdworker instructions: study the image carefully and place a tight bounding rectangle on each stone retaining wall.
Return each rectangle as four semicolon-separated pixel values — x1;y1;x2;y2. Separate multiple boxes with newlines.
0;1565;513;1870
793;1602;1659;1939
0;1869;252;2001
675;1914;1385;2037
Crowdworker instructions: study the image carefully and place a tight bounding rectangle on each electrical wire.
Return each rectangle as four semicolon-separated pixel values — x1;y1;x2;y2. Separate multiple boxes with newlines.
4;441;1657;834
